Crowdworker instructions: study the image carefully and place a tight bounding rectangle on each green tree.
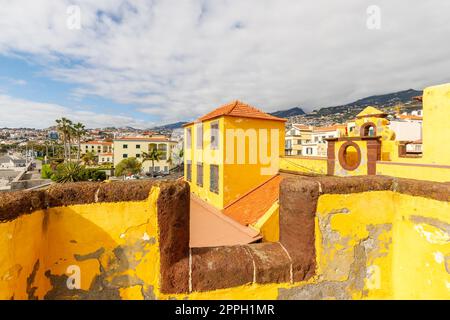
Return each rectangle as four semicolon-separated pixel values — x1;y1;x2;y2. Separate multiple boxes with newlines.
82;151;97;166
73;122;86;162
142;149;161;176
115;157;142;177
178;148;184;165
55;117;73;162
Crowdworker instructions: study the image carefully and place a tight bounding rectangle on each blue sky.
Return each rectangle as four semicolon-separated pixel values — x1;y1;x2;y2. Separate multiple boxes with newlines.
0;0;449;129
0;55;157;128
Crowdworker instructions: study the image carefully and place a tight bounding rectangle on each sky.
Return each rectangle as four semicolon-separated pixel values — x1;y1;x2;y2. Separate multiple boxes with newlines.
0;0;449;129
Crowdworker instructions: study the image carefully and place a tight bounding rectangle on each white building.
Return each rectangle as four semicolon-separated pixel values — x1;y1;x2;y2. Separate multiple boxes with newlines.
0;155;26;169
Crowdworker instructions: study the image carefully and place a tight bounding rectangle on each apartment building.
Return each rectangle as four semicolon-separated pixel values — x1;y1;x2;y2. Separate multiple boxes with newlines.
113;137;177;174
80;141;113;155
98;152;113;164
285;124;345;157
311;125;346;157
284;124;313;156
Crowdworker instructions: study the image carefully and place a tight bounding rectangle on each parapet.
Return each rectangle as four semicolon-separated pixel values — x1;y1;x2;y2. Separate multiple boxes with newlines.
0;176;449;299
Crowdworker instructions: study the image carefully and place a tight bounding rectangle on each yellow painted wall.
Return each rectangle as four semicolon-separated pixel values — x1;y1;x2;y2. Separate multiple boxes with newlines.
422;83;450;166
0;187;161;300
185;116;284;209
333;140;369;176
377;162;450;183
184;118;225;208
392;193;450;299
315;191;450;299
252;201;280;242
1;187;449;299
223;117;285;206
279;156;327;175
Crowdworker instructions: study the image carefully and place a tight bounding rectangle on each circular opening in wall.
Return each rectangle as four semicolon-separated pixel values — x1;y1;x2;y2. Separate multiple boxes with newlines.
338;142;361;171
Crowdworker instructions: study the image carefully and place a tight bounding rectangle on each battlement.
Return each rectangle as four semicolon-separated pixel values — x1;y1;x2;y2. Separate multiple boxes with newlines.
1;177;448;299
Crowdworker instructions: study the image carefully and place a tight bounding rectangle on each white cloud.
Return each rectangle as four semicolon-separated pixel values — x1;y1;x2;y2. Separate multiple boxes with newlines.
0;0;450;125
0;94;151;129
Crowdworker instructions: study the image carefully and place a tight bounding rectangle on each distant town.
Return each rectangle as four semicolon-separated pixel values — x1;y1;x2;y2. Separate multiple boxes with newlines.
0;88;423;192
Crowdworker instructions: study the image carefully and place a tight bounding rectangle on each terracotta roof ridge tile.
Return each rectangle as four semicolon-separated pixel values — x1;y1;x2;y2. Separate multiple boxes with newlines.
227;100;240;115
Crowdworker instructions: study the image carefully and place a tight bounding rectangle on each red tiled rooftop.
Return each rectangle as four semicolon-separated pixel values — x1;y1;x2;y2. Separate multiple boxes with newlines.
190;194;262;248
292;124;313;131
313;124;346;132
184;100;286;126
223;175;283;226
114;137;175;142
398;114;423;120
83;140;112;145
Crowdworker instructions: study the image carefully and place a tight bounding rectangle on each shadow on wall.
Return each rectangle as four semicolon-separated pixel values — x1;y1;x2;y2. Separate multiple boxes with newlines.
0;180;190;300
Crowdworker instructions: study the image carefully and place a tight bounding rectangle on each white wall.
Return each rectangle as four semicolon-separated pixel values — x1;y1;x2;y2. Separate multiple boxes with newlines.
389;121;422;141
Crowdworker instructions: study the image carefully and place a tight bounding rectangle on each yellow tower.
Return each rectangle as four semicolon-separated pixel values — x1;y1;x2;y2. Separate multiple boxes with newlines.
183;100;286;209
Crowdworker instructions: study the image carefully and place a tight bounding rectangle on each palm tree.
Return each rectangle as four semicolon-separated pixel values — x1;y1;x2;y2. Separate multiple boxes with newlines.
44;141;49;164
142;149;161;176
115;157;142;177
67;124;76;162
82;151;96;166
73;122;86;162
55;117;73;162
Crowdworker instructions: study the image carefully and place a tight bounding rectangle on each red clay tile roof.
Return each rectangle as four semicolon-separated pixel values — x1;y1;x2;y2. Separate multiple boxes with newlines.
114;137;175;142
397;114;423;120
313;124;346;132
292;124;313;131
190;194;262;248
185;100;286;126
223;175;283;226
83;141;112;145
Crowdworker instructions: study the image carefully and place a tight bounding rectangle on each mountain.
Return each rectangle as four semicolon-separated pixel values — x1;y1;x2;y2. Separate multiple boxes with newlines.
285;89;423;126
313;89;422;116
152;121;188;130
270;107;305;118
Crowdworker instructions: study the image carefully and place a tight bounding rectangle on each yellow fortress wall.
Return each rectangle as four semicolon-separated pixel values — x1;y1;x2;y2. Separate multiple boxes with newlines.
316;190;450;299
376;83;450;182
1;177;449;300
0;180;190;300
279;156;327;175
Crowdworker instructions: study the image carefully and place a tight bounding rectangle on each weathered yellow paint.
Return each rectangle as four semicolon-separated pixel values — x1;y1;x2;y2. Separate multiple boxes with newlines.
0;187;162;300
120;285;144;300
392;193;450;299
252;201;279;242
316;191;450;300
